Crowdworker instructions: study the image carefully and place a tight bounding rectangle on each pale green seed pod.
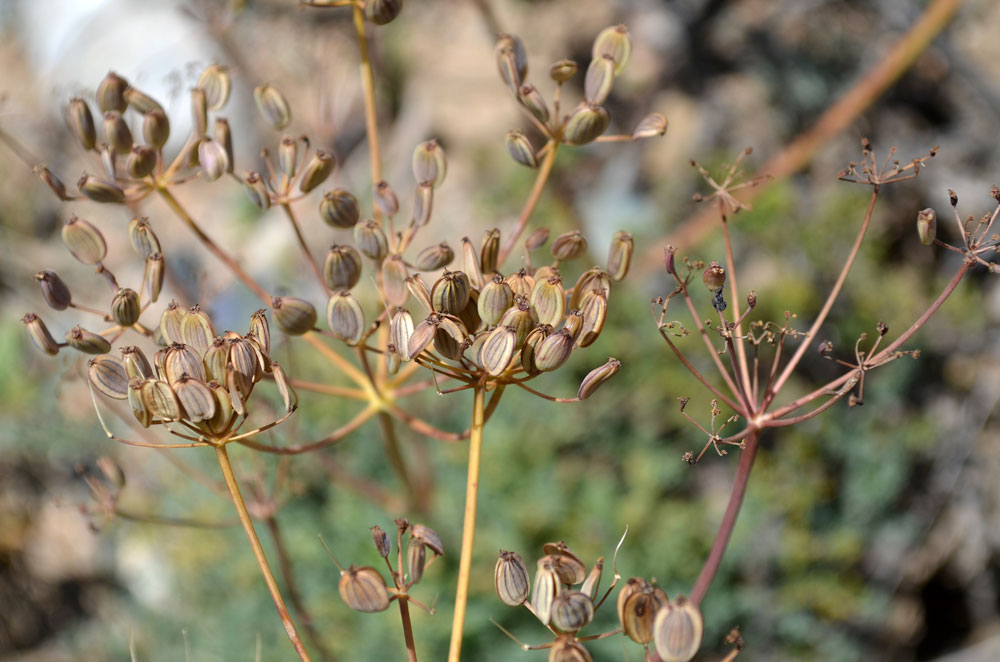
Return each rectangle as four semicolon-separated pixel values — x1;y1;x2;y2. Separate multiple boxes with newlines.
495;34;528;93
653;596;703;662
495;550;530;607
145;253;164;303
505;130;538;168
272;297;317;336
22;313;60;356
299;150;336;194
530;274;566;327
564;103;610;145
431;270;472;314
580;558;603;600
103;111;133;155
480;228;500;275
173;375;216;422
577;289;607;348
499;296;536;348
197;64;232;111
181;306;215;355
339;566;390;613
578;358;620;400
320;189;360;228
478;274;513;326
327;291;365;346
140;378;183;422
621;581;668;644
569;267;611;310
520;324;551;375
66;325;112;355
411;181;434;226
535;328;574;372
279;136;298;179
122;346;152;381
34;166;69;201
532;562;561;626
96;71;128;113
214;118;233;173
518;84;550;124
164;343;206;384
584;54;615;105
364;0;402;25
253;83;291;130
563;309;584;342
62;215;107;264
191;88;208;136
244;172;271;209
35;270;72;310
607;230;633;281
412;139;447;187
390;308;414;360
592;24;632;75
128;217;160;257
550;591;594;634
354;220;389;260
480;325;517;376
89;354;129;400
917;208;937;245
68;98;96;150
415;242;454;271
551;231;588;261
143;109;170;149
549;59;578;83
633;112;668;140
111;288;141;327
382;254;409;307
124;86;163;115
78;174;125;203
374;180;399;217
126;145;157;179
323;244;363;291
205;380;233;435
198;138;229;181
506;268;535;299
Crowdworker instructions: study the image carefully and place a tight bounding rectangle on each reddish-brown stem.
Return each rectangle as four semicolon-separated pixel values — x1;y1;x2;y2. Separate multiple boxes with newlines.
397;598;418;662
658;327;743;413
721;221;752;394
497;142;559;266
679;286;744;401
281;203;329;293
237;405;376;454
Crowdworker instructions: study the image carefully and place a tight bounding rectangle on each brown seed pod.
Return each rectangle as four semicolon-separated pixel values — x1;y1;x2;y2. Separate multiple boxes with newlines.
580;558;603;600
339;565;391;613
530;274;566;327
390;308;415;360
96;71;128;113
407;537;427;584
214;119;233;173
78;173;125;203
244;172;271;210
354;219;389;261
415;242;454;272
621;581;669;644
633;112;668;140
190;87;208;135
617;577;646;626
549;636;592;662
326;291;366;346
569;268;611;310
103;111;133;155
197;64;232;111
271;361;298;413
203;337;228;383
62;215;107;265
550;591;594;634
371;525;391;559
249;309;271;356
205;381;234;434
88;354;129;400
480;228;501;275
164;343;206;384
584;54;615;105
532;562;561;626
653;596;703;662
525;228;550;251
66;325;112;355
461;237;484;289
702;261;725;291
607;230;634;281
173;375;216;423
143;108;170;149
410;523;443;556
431;270;472;315
541;542;587;583
228;337;259;398
145;253;164;303
34;270;72;311
535;329;574;372
592;24;632;75
127;378;151;428
519;84;550;124
505;130;538;169
111;288;141;328
480;325;517;377
22;313;60;356
411;181;435;227
126;145;157;179
412;139;447;187
382;255;410;307
320;189;360;228
563;309;584;342
457;290;483;335
34;166;69;201
122;346;153;380
564;103;610;145
520;324;552;375
495;34;527;93
551;231;588;262
140;378;183;422
407;315;437;360
364;0;402;25
67;98;96;150
577;289;607;348
373;180;399;217
578;357;620;400
495;550;530;606
253;83;291;130
272;296;317;336
323;244;363;291
299;150;336;194
478;274;513;326
406;274;434;313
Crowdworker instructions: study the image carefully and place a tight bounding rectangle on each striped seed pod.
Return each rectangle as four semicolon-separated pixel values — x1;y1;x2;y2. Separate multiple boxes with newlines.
458;290;482;335
550;591;594;634
617;578;646;627
279;136;298;179
505;268;534;299
323;244;363;291
406;274;433;313
505;130;538;168
461;237;484;289
412;139;447;187
78;174;125;203
128;378;151;427
198;138;229;181
526;227;550;251
197;65;232;110
607;230;633;281
407;536;427;584
495;33;528;93
143;109;170;149
121;346;153;380
67;98;96;150
431;270;472;315
354;220;389;260
140;378;183;422
580;558;603;600
592;24;632;75
66;325;111;355
181;305;215;355
34;166;69;201
480;325;517;376
584;54;615;105
520;324;552;374
653;596;703;662
191;87;208;135
249;309;271;355
173;375;216;422
532;560;561;626
411;181;434;226
550;637;593;662
327;291;365;346
320;189;360;228
124;86;163;114
228;337;260;397
272;296;317;335
374;180;399;217
569;268;611;310
478;274;513;326
542;542;587;583
271;361;297;413
622;581;669;644
495;550;530;606
633;112;668;140
518;84;550;124
382;255;409;306
299;150;336;194
35;270;71;310
128;144;159;183
534;329;574;372
564;103;609;145
917;208;937;246
111;288;141;327
23;313;60;355
103;111;132;155
164;343;206;384
406;314;437;360
128;217;161;257
96;71;128;113
480;228;500;275
253;83;291;130
145;253;164;303
563;309;584;342
159;302;187;345
244;172;271;209
214;119;233;173
390;308;414;360
530;274;566;327
371;525;391;559
415;242;454;271
550;59;578;83
551;231;588;261
499;296;536;348
576;289;607;348
339;566;390;613
88;354;129;400
205;380;234;435
203;338;228;383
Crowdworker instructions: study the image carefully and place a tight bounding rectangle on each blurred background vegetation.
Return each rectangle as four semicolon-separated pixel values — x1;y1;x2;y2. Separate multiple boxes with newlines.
3;0;1000;660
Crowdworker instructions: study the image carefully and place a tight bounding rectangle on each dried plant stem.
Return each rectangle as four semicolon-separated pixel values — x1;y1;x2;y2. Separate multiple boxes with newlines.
281;203;328;292
722;221;752;391
302;332;370;387
658;328;742;413
215;445;311;661
157;187;271;304
448;384;487;662
352;4;382;186
398;598;418;662
286;378;367;400
497;142;559;266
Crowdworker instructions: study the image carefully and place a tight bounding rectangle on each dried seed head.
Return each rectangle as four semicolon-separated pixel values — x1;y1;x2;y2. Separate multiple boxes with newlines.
78;174;125;204
495;550;530;606
495;34;528;93
128;217;160;258
320;188;360;228
415;242;454;271
111;288;141;327
373;180;400;217
323;244;363;291
412;139;447;187
519;84;550;124
23;313;60;355
123;86;163;115
122;345;152;380
364;0;403;25
481;325;517;376
633;112;668;139
253;83;291;130
506;268;535;298
580;558;603;600
549;637;592;662
382;255;410;306
550;59;578;83
35;270;72;311
62;215;107;265
576;289;607;348
145;253;164;303
480;228;501;275
214;119;233;173
198;138;230;181
339;565;390;613
143;109;170;149
532;562;561;626
550;591;595;634
564;103;610;145
592;24;631;75
190;87;208;135
607;230;633;281
622;582;669;644
499;296;537;347
584;54;615;105
653;596;703;662
478;274;514;326
126;145;157;179
412;181;434;227
431;270;472;315
196;64;232;111
279;136;298;179
66;325;112;355
505;130;538;168
173;375;216;423
244;172;271;209
390;308;415;360
140;378;183;422
272;296;317;336
702;261;725;291
551;231;588;261
103;110;133;155
67;98;96;150
371;525;391;558
354;219;389;260
535;328;574;372
520;324;552;374
96;71;128;113
299;150;336;194
917;208;937;246
530;274;566;327
327;291;366;346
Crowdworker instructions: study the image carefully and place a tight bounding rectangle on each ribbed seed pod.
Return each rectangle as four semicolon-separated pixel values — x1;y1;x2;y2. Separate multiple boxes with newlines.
278;136;298;179
431;270;472;315
584;54;615;105
226;364;246;417
103;111;133;155
551;231;588;261
181;306;215;355
145;253;164;303
549;637;593;662
143;109;170;149
78;174;125;203
495;34;528;93
128;379;151;428
480;228;500;275
653;597;703;662
88;355;129;400
506;268;535;299
243;172;270;209
62;216;106;266
535;265;557;281
577;289;607;348
34;166;69;201
519;84;550;124
480;326;517;376
495;550;530;606
580;558;603;600
299;150;336;194
272;296;317;335
339;566;390;612
214;119;233;173
526;227;550;251
382;255;409;306
228;337;259;397
323;245;363;291
917;208;937;245
461;237;484;288
633;112;668;139
122;346;153;380
173;375;216;422
68;98;96;150
465;330;488;368
499;296;536;348
542;543;587;583
407;315;437;360
535;329;574;372
531;274;566;327
246;331;272;377
190;87;208;135
354;220;389;260
22;313;60;355
434;322;462;360
564;103;610;145
198;138;229;181
327;292;365;346
412;139;447;187
702;261;725;291
164;343;206;384
520;324;551;375
569;268;611;310
369;525;391;559
320;189;360;228
563;309;584;341
622;582;669;644
505;130;538;168
111;288;141;327
390;308;414;360
159;301;188;345
253;83;291;130
606;230;634;280
373;180;399;217
550;591;594;634
249;309;271;355
364;0;402;24
478;274;513;326
205;381;234;435
415;242;454;271
124;86;163;114
458;290;482;335
66;325;111;355
35;270;72;310
128;217;160;257
411;522;443;554
152;347;168;379
550;59;578;83
592;24;632;75
197;64;232;110
140;378;183;422
407;537;427;584
406;275;433;313
203;338;228;383
412;181;434;226
532;561;561;626
97;71;128;113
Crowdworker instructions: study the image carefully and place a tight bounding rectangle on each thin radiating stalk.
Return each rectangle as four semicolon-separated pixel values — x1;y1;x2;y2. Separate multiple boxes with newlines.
497;143;559;266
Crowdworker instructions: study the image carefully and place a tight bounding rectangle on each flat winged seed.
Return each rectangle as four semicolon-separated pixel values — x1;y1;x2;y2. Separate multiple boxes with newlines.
111;288;141;327
354;219;389;260
407;539;427;584
253;83;291;130
320;189;360;228
122;346;152;380
607;230;634;280
580;558;603;599
653;597;703;662
415;242;454;271
89;355;129;399
550;591;594;633
299;150;336;194
159;302;188;345
339;566;390;613
66;325;112;355
327;292;365;346
478;274;513;326
552;231;588;261
141;379;183;422
197;64;232;110
520;324;551;374
622;583;669;644
62;215;107;265
550;637;593;662
480;326;516;376
480;228;501;275
431;270;471;315
578;358;620;400
535;329;574;372
592;24;632;75
128;217;160;257
633;112;668;140
272;296;317;336
532;563;560;626
499;296;536;348
382;255;409;306
495;550;530;606
564;103;610;145
228;338;259;398
406;317;436;360
143;109;170;149
164;343;206;384
530;275;566;327
173;376;216;422
128;379;151;428
35;270;72;310
323;244;363;291
411;181;434;226
505;130;538;168
390;308;415;359
584;55;615;105
412;139;447;187
506;269;535;298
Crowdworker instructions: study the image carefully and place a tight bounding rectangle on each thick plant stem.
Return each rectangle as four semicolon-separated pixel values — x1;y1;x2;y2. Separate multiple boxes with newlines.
448;385;486;662
690;431;760;607
497;142;559;266
398;598;418;662
216;445;312;662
